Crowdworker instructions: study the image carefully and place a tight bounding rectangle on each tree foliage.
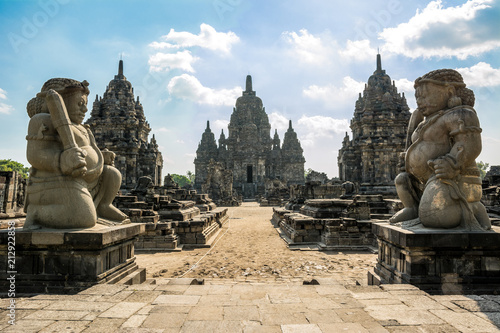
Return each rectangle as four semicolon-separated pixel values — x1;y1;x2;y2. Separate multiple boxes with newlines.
171;171;194;187
304;168;313;178
186;170;195;183
0;159;29;179
477;161;489;179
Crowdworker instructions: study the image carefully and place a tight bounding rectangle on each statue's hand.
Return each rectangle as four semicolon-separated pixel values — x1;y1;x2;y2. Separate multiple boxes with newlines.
398;152;406;172
46;89;61;99
101;148;116;166
428;158;459;180
60;147;88;177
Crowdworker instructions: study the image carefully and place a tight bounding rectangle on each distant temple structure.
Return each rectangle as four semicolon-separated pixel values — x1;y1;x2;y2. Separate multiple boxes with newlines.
338;54;411;194
195;75;305;199
86;60;163;190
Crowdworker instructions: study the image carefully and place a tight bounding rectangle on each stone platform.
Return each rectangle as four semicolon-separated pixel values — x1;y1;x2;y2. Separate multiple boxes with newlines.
369;222;500;294
4;277;500;332
175;208;229;247
273;199;378;250
158;200;200;221
134;222;179;251
0;223;145;294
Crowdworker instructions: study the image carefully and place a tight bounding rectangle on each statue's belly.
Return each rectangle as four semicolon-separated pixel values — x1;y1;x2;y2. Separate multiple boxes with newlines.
406;141;450;182
82;145;102;183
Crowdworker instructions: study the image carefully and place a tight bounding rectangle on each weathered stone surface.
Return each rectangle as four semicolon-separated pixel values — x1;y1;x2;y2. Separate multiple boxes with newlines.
195;75;305;199
115;187;229;249
86;61;163;190
370;222;500;294
24;78;128;229
390;68;490;231
338;54;410;195
0;171;25;218
275;197;385;249
0;224;144;294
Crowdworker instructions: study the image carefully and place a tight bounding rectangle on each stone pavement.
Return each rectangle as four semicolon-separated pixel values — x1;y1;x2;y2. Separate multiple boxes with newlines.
2;277;500;332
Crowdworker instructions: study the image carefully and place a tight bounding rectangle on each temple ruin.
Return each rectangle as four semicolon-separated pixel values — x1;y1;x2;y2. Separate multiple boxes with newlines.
195;75;305;199
338;54;411;195
86;60;163;190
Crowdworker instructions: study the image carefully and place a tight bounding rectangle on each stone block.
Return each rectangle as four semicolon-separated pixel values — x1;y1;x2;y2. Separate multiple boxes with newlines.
32;232;65;245
0;224;144;293
346;226;360;233
483;257;500;272
371;222;500;294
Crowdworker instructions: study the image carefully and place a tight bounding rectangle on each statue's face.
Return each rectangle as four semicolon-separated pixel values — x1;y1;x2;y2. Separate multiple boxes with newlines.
415;82;450;117
64;91;88;124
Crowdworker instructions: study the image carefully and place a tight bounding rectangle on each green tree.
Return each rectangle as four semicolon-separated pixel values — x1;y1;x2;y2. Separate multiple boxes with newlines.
304;168;313;179
477;161;489;179
186;170;195;183
171;174;191;188
0;159;29;179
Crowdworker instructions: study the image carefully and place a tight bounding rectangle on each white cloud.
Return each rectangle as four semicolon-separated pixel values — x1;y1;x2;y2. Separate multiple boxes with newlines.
338;40;377;61
167;74;242;106
380;0;500;59
296;115;350;148
394;78;414;95
154;127;170;133
269;112;289;132
303;76;365;106
149;23;239;54
175;139;185;144
457;62;500;87
149;50;198;73
212;119;230;134
282;29;333;64
0;88;13;115
0;103;13;115
0;88;7;100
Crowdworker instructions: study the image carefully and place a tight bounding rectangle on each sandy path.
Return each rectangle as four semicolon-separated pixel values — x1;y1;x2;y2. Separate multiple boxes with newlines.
135;202;377;284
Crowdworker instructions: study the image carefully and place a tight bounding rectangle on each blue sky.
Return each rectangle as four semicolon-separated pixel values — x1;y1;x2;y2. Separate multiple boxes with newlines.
0;0;499;178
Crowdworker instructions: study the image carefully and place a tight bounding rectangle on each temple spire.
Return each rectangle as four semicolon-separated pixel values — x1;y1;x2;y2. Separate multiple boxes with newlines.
245;75;252;92
376;53;382;72
289;120;293;130
206;120;210;130
118;60;124;76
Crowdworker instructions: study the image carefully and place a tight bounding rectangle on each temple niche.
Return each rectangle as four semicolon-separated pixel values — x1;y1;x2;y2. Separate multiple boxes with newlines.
195;75;305;199
86;60;163;190
338;54;411;195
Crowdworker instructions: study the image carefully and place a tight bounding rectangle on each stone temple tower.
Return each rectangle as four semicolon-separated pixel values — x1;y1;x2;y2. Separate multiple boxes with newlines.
86;60;163;190
338;54;410;194
194;75;305;199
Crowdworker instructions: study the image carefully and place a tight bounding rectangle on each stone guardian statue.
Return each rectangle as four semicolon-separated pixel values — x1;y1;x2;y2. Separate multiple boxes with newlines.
24;78;127;229
390;69;490;230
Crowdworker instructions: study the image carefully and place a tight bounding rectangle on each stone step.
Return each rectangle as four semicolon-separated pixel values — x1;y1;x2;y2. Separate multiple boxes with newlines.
106;263;139;284
115;268;147;285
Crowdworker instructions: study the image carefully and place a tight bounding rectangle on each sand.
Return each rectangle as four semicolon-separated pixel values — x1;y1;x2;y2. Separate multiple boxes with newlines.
135;202;377;284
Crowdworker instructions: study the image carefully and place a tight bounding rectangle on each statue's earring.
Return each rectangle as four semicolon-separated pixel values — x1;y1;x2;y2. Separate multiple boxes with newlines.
447;96;462;108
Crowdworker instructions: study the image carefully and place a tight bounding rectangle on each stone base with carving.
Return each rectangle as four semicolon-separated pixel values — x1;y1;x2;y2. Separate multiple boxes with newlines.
368;222;500;294
0;224;145;294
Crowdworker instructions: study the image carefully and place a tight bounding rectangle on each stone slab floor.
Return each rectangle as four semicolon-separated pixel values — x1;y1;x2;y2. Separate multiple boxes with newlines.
2;203;500;332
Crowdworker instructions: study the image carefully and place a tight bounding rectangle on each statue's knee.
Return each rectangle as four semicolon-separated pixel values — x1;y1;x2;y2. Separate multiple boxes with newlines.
394;172;409;186
419;180;461;228
102;165;122;184
420;203;461;228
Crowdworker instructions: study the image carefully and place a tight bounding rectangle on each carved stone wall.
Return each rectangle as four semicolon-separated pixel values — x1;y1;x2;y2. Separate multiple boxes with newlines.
195;75;305;199
86;60;163;190
338;54;410;195
0;171;25;217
